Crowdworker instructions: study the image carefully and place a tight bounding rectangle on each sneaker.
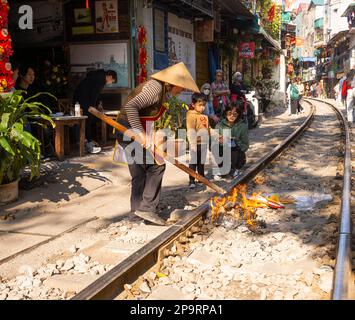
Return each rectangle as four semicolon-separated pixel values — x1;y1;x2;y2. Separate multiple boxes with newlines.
213;175;222;181
134;210;166;226
86;142;101;154
189;182;196;189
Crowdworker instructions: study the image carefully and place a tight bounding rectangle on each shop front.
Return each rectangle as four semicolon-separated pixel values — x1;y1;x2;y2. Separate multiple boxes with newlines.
9;0;134;147
10;0;133;105
135;0;213;103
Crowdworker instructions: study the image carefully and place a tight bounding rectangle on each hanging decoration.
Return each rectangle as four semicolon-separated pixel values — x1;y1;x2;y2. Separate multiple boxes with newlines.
268;4;276;22
0;0;13;93
137;25;148;84
86;0;89;9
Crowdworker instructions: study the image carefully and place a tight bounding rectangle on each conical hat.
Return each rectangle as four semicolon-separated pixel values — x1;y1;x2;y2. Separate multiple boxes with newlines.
151;62;200;93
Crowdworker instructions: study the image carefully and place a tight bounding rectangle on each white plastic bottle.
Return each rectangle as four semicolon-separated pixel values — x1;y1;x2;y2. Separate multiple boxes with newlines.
74;102;81;116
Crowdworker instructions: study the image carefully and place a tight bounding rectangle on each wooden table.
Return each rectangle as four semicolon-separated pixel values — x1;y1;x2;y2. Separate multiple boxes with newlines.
101;110;120;145
52;116;88;161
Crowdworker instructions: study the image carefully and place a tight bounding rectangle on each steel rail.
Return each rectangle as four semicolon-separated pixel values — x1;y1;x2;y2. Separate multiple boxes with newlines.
72;102;315;300
305;98;352;300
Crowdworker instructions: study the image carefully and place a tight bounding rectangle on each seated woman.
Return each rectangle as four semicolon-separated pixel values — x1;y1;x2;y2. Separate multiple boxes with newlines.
15;64;36;99
16;64;54;157
213;101;249;180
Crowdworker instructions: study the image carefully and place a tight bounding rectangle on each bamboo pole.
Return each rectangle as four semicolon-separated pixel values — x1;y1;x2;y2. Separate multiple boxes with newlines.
89;107;227;195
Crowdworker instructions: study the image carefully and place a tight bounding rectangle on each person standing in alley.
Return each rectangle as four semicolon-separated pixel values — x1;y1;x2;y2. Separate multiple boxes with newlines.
289;79;300;115
116;62;199;225
73;69;117;153
345;70;354;125
296;78;304;114
211;69;230;117
201;83;219;128
286;80;292;115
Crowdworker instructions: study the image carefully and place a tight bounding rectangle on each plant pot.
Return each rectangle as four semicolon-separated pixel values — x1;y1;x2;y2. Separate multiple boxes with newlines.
0;179;19;205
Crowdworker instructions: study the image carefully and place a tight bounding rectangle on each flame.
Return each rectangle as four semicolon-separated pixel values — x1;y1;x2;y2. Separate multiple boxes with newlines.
210;184;286;226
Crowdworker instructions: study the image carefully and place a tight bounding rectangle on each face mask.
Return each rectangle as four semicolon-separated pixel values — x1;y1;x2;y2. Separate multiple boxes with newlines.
203;89;210;95
236;77;242;82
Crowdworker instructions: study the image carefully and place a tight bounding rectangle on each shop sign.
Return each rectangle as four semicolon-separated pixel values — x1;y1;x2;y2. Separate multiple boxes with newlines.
239;42;255;59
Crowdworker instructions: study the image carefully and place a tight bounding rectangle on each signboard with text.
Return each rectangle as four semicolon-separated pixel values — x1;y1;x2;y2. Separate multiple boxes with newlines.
239;42;255;59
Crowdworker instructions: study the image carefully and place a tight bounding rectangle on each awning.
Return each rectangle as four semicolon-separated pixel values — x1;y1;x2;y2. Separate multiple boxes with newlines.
259;26;281;51
160;0;214;18
311;0;324;5
328;30;348;44
300;57;316;63
342;3;355;17
216;0;255;20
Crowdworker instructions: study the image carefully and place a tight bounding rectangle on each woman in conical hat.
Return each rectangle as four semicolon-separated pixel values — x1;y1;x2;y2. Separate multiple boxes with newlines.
117;62;199;225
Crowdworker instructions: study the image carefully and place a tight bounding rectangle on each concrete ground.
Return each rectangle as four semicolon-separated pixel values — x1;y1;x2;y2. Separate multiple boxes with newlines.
0;103;309;280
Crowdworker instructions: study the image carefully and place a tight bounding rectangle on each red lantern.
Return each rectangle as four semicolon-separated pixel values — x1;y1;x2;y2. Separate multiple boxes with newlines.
137;26;148;84
0;0;14;92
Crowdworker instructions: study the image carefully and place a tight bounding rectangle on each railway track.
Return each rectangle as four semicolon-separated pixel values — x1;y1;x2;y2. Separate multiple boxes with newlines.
2;99;350;300
304;98;354;300
74;98;354;300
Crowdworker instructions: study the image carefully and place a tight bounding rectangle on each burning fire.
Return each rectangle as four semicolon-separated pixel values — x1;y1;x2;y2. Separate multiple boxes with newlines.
210;184;294;228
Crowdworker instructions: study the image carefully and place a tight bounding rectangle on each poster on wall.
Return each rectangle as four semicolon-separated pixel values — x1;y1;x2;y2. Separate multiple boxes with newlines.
74;8;92;24
239;42;255;59
69;42;129;88
95;0;119;33
168;13;195;80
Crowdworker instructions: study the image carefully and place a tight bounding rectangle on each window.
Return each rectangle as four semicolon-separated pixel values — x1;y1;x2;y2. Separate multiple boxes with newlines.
154;9;166;52
153;7;168;70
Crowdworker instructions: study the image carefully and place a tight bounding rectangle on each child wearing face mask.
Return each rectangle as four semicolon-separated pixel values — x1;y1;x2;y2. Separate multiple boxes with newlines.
201;83;219;128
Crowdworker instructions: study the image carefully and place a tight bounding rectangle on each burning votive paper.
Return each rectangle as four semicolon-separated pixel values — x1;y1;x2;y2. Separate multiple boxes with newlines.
209;185;290;230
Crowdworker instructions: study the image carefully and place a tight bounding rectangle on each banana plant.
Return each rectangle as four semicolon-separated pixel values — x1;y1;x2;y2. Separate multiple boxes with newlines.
0;90;55;185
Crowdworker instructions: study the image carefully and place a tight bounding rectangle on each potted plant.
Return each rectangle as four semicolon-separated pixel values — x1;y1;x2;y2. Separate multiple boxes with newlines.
253;77;279;113
0;90;55;204
154;96;189;158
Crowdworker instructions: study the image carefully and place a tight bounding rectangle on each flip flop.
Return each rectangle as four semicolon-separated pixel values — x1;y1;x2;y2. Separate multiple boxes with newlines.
134;210;166;226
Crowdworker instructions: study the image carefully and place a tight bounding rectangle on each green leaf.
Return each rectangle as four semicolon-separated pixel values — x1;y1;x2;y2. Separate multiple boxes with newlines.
1;113;10;128
11;123;33;148
23;92;57;104
0;91;53;183
0;136;15;155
